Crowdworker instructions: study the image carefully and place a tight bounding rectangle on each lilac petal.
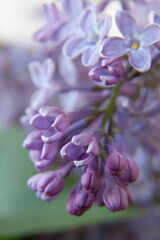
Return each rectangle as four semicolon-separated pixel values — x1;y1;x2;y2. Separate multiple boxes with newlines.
39;106;62;117
60;142;86;161
100;37;130;58
28;61;43;88
34;3;61;42
72;134;93;146
44;3;60;24
97;14;112;40
41;130;64;143
116;10;139;39
35;159;54;171
62;0;83;20
41;142;58;160
63;38;88;58
79;8;97;37
23;131;43;150
74;155;93;167
81;45;99;66
29;150;41;163
28;59;55;88
51;22;74;42
140;24;160;46
30;114;54;130
44;174;64;196
27;173;43;191
129;47;151;72
37;171;55;191
43;58;55;85
52;113;69;132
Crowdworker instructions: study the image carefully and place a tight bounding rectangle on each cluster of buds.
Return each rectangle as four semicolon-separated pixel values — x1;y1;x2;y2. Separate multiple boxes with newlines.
22;0;160;216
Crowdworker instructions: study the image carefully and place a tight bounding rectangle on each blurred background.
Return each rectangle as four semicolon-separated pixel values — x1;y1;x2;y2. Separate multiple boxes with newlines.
0;1;160;240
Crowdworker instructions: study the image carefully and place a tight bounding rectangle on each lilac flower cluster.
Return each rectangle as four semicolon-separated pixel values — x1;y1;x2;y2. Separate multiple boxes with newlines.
22;0;160;216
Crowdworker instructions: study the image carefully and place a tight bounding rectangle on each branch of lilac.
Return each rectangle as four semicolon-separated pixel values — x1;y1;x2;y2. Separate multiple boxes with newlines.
22;0;160;216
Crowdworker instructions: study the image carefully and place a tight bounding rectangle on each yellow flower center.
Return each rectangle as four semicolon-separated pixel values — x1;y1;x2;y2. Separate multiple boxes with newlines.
131;42;139;50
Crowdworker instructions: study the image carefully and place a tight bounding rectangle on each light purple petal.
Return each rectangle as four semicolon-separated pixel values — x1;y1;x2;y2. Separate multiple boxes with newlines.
79;8;97;37
43;58;55;84
129;47;151;72
81;45;99;66
44;3;60;23
100;37;130;58
97;14;112;40
63;38;88;58
62;0;83;20
28;59;55;88
140;24;160;46
116;10;139;39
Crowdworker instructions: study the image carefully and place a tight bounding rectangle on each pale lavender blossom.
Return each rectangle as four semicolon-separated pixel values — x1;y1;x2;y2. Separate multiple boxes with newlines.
63;7;112;66
150;11;160;49
100;10;160;72
28;58;57;110
34;3;66;42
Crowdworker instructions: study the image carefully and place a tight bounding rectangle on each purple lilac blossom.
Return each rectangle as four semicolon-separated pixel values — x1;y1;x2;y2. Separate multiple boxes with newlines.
22;0;160;216
60;134;99;167
89;58;124;85
30;106;69;143
100;10;160;72
63;7;112;66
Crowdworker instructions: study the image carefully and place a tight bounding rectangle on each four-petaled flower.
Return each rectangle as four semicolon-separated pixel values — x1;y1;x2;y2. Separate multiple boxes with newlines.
100;10;160;72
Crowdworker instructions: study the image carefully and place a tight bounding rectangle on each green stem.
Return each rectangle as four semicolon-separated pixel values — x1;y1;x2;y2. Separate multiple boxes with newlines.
100;79;123;132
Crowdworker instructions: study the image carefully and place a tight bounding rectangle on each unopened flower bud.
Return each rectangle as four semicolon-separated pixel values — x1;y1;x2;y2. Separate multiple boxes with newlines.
105;152;127;177
119;157;139;184
73;189;95;212
103;185;128;212
81;171;100;192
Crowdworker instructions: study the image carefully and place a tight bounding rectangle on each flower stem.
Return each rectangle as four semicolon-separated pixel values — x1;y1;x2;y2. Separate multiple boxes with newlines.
100;79;123;132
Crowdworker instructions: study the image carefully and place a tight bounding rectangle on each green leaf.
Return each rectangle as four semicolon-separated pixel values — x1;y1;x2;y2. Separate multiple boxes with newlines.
0;127;143;238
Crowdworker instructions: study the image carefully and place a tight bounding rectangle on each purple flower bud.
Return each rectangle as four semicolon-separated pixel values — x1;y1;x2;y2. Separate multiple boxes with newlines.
89;58;124;86
105;152;127;177
27;173;43;191
119;157;139;184
28;141;58;171
30;106;69;142
28;171;65;201
38;172;65;197
23;131;43;150
81;171;100;192
66;195;84;216
60;134;99;167
103;185;128;212
73;189;95;212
